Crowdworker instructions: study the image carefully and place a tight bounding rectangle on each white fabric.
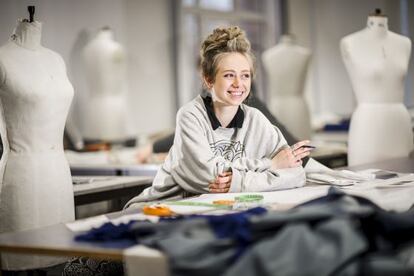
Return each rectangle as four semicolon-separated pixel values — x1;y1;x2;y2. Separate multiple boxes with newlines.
340;16;413;166
262;35;312;140
82;28;134;141
123;245;169;276
340;172;414;212
305;158;375;186
0;20;74;270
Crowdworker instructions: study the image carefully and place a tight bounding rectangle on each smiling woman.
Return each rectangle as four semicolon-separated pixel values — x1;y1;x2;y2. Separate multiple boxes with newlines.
124;26;312;208
205;52;252;126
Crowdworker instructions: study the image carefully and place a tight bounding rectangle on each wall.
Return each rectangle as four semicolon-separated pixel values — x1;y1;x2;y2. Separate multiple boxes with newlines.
0;0;412;138
124;0;175;136
288;0;413;121
0;0;174;138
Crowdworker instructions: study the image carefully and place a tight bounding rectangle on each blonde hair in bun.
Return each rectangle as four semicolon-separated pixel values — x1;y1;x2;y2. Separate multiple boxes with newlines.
200;26;256;84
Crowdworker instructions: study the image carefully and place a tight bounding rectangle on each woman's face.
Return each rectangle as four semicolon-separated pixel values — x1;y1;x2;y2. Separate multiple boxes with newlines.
208;52;251;107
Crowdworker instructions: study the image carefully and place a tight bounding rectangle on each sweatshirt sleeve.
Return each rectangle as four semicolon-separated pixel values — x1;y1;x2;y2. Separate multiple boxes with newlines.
169;109;227;194
228;111;306;192
231;125;289;172
229;167;306;192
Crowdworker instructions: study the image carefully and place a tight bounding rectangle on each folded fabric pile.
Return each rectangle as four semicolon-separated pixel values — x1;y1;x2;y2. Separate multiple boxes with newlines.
75;188;414;276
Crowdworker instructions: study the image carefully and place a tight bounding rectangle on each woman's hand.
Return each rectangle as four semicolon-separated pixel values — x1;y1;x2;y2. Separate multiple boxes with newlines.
209;171;232;193
271;140;313;170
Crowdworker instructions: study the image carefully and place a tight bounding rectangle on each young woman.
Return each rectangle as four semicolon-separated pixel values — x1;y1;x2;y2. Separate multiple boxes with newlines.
125;26;312;208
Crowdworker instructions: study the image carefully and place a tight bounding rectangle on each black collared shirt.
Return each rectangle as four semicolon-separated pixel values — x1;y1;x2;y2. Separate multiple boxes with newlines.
202;94;244;130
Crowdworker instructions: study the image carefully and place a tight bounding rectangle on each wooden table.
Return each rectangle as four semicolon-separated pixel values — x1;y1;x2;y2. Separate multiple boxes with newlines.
0;208;137;273
1;157;413;272
0;223;125;262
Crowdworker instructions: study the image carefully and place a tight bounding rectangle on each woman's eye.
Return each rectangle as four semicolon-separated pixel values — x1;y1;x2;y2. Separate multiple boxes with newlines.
224;73;235;78
242;74;250;79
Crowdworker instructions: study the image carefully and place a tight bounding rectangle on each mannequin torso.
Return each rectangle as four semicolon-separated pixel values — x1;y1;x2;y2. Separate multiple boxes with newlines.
0;20;74;270
82;28;134;141
341;16;413;165
262;35;312;139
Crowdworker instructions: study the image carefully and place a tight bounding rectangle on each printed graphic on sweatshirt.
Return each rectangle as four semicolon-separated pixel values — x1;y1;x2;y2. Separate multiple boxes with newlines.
210;140;245;161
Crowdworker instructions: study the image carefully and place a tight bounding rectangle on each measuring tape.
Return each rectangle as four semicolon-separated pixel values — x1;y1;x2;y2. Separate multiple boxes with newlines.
166;194;263;209
234;194;264;209
235;194;264;202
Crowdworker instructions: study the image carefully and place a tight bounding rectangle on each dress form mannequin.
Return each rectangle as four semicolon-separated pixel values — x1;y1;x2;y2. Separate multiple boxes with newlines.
82;27;134;142
340;12;413;166
262;34;312;140
0;19;74;269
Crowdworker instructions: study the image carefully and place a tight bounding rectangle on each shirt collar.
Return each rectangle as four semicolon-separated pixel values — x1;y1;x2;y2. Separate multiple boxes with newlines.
202;94;244;130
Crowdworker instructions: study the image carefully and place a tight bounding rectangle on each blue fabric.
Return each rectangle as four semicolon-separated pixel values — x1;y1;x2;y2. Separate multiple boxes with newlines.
74;207;267;252
155;207;268;262
73;194;414;275
75;221;140;248
206;207;267;237
323;118;350;131
205;207;267;259
75;221;137;242
160;207;266;235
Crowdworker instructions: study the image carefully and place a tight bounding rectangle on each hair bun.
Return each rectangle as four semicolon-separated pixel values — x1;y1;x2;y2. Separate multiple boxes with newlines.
200;26;255;84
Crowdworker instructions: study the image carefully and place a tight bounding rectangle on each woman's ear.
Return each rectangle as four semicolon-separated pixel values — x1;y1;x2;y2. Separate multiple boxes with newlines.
203;76;213;89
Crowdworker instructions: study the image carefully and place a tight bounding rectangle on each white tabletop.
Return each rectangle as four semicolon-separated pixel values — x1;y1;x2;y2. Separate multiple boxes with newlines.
73;176;153;196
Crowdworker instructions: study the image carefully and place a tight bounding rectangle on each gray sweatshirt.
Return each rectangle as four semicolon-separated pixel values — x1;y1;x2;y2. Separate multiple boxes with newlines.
125;95;305;207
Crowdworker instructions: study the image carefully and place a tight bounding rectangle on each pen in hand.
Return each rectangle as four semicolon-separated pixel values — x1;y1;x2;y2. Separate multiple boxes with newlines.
299;145;316;149
292;142;316;162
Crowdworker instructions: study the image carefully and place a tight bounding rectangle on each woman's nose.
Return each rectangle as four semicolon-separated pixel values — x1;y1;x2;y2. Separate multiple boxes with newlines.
232;76;240;87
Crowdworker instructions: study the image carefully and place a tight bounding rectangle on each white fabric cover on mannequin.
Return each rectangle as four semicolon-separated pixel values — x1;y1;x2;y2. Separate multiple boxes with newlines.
0;20;74;270
262;35;312;140
82;28;134;142
340;16;413;166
